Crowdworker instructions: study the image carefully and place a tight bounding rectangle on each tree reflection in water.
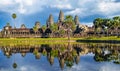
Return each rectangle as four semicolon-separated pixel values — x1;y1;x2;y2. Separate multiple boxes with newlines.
13;62;17;69
0;43;120;70
94;45;120;64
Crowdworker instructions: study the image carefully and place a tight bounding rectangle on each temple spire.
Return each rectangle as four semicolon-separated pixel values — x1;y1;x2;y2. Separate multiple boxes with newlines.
74;15;80;26
46;14;54;28
58;10;64;22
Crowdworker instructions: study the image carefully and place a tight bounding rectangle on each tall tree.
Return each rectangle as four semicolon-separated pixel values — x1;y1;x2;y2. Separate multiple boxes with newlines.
93;18;104;35
112;19;120;36
13;63;17;69
113;16;120;28
12;13;17;28
113;16;120;21
64;15;76;41
103;19;112;36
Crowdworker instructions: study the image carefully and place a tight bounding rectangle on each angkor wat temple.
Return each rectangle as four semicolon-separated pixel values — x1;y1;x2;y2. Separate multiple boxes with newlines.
0;10;94;38
0;11;90;38
1;10;120;38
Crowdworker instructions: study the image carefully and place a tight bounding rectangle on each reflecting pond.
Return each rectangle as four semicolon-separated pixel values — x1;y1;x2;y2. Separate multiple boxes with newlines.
0;43;120;71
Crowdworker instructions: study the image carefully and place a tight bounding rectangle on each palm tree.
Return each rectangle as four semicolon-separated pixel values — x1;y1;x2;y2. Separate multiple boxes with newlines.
113;16;120;21
6;22;10;26
13;53;17;69
93;18;104;36
64;15;75;41
50;24;58;34
41;25;46;32
113;16;120;37
13;63;17;69
11;13;17;38
103;19;112;36
12;13;17;28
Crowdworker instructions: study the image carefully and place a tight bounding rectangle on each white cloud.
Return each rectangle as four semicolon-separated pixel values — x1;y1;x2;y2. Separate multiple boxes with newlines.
0;65;45;71
0;0;73;15
98;2;120;15
20;66;27;71
0;29;2;31
0;0;120;27
65;8;85;15
100;63;120;71
51;4;72;9
65;0;120;17
0;0;45;14
81;22;93;27
0;0;120;17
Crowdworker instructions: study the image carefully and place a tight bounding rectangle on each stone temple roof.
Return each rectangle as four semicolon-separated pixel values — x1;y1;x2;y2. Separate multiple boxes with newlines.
78;24;88;32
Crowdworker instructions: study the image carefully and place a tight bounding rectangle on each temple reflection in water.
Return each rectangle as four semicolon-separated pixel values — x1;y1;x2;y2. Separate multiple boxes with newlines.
0;43;120;69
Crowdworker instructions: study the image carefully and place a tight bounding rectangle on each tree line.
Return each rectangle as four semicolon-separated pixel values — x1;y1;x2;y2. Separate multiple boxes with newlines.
93;16;120;34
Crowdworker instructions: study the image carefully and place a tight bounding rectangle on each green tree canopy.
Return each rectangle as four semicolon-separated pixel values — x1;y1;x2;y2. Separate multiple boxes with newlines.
93;18;104;29
6;22;10;26
64;15;76;31
12;13;17;19
41;25;46;31
33;26;38;32
64;15;76;40
50;24;58;33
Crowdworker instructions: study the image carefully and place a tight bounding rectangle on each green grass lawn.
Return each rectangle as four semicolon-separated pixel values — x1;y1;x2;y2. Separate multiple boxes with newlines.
0;36;120;46
0;38;79;46
81;36;120;40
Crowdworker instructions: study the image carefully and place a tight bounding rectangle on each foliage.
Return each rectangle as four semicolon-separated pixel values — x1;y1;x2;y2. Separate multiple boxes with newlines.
12;13;17;19
50;24;58;32
42;51;47;56
93;16;120;30
50;50;58;57
41;25;46;31
65;60;74;68
13;63;17;69
33;49;38;55
59;29;65;34
6;23;10;26
64;15;76;31
11;13;17;28
33;26;38;32
64;15;76;40
114;61;120;64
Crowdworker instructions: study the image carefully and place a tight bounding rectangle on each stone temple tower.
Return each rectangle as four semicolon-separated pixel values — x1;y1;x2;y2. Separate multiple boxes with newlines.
46;14;54;28
74;15;80;26
58;10;64;22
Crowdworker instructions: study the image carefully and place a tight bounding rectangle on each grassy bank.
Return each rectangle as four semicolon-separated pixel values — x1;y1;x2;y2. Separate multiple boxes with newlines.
77;36;120;43
81;36;120;40
0;36;120;46
0;38;79;46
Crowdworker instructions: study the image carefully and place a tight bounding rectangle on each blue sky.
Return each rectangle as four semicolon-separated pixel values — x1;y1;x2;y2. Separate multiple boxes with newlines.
0;0;120;29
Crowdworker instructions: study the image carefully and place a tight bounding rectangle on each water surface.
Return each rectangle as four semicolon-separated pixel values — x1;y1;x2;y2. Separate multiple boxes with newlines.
0;43;120;71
